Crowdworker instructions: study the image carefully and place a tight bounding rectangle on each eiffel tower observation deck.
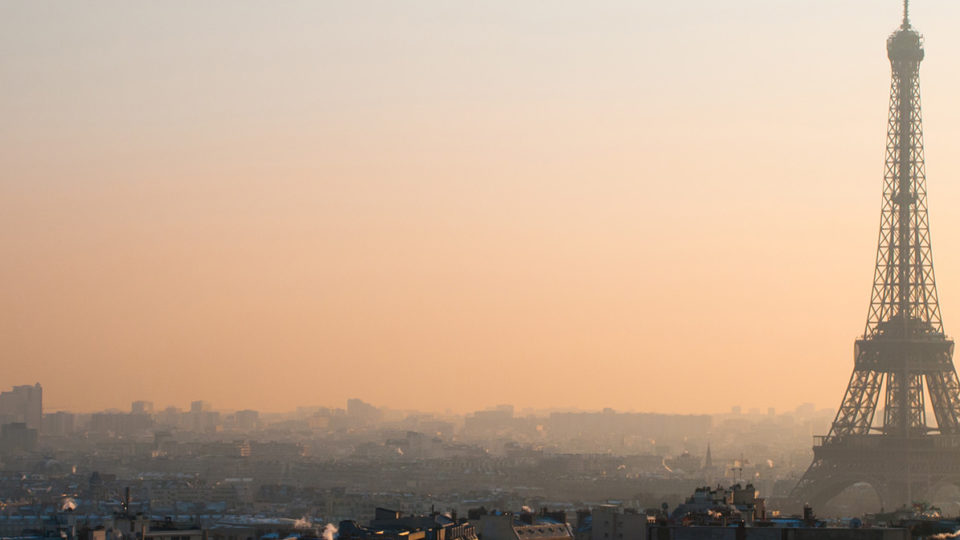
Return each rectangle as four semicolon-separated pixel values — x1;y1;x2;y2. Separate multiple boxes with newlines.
791;1;960;511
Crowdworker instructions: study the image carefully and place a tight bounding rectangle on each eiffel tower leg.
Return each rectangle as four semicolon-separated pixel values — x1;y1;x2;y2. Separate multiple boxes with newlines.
831;368;883;437
876;476;934;510
791;457;877;511
927;370;960;433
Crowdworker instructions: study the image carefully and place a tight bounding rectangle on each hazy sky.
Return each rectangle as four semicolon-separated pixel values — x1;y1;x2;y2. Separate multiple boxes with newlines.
4;1;960;414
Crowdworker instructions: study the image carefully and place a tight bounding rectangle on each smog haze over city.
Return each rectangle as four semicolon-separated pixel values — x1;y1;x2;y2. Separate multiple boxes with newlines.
6;0;960;531
4;0;960;416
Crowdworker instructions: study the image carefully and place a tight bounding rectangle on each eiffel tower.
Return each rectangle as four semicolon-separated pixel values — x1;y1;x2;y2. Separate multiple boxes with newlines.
791;1;960;511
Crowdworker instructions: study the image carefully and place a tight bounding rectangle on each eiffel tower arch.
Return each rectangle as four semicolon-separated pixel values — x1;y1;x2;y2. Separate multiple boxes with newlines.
791;1;960;511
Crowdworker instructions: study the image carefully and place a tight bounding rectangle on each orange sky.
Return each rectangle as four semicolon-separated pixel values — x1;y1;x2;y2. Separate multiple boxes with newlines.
4;1;960;414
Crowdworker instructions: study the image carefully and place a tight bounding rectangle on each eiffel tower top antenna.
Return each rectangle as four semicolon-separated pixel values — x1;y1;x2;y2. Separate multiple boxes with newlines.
903;0;911;29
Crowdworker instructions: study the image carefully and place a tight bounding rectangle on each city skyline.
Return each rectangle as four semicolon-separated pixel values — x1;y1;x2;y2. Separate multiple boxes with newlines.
36;393;829;417
7;1;960;415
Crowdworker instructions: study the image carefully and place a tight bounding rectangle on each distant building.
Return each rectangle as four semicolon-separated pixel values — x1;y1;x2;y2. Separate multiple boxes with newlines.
665;451;702;474
671;484;765;524
347;398;383;425
157;406;182;428
190;400;211;414
235;409;259;431
0;422;38;454
131;401;154;414
576;505;649;540
42;411;76;437
0;383;42;431
471;509;573;540
89;411;154;436
188;401;220;432
340;507;478;540
464;408;514;435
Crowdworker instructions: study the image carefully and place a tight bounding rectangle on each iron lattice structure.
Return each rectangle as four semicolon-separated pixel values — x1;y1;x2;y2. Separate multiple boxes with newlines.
792;2;960;510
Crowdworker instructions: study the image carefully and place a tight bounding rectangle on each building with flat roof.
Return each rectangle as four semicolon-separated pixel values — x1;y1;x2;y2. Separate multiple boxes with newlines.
0;383;42;431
